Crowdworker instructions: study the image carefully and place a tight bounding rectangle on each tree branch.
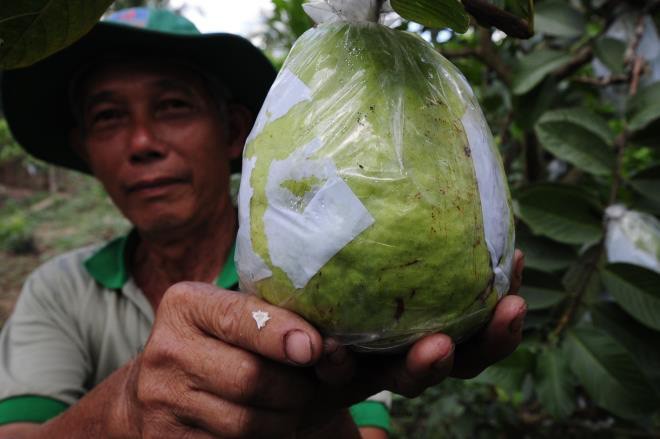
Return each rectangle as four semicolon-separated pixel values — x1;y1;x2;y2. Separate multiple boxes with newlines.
571;75;629;86
439;28;512;85
554;46;594;81
461;0;533;39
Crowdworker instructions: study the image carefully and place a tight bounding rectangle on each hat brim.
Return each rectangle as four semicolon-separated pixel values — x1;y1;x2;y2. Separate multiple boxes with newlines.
1;23;276;174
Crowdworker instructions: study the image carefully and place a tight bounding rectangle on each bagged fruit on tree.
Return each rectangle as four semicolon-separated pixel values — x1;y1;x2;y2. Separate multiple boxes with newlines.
605;204;660;273
236;0;515;352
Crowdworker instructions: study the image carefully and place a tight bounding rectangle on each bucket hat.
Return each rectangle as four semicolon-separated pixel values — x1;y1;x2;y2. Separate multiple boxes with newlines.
1;7;276;174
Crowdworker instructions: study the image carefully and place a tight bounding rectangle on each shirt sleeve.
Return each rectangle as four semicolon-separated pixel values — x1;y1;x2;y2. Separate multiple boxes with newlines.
350;390;392;432
0;258;92;424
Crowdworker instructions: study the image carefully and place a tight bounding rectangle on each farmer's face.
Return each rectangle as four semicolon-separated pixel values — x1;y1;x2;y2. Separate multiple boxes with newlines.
75;61;247;236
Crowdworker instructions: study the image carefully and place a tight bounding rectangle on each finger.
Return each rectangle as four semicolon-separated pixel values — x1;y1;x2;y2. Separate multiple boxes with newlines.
171;388;299;439
314;338;356;386
451;295;527;379
161;282;323;366
185;336;316;410
395;333;454;397
358;334;454;399
508;249;525;294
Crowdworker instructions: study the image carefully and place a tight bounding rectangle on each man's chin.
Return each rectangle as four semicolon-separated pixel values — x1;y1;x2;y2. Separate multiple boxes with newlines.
131;213;193;237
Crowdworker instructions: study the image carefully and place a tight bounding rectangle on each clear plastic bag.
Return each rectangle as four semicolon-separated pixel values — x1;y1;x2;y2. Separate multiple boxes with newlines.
605;204;660;273
236;0;514;352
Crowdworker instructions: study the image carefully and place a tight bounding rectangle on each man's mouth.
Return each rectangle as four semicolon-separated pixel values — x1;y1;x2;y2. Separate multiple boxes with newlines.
126;177;187;194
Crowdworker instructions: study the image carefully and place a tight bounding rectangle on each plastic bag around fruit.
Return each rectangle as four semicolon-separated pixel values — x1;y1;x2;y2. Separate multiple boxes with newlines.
235;0;515;352
605;205;660;273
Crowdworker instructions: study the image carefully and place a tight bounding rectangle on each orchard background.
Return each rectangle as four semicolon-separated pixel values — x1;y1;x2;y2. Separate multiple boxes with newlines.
1;0;659;437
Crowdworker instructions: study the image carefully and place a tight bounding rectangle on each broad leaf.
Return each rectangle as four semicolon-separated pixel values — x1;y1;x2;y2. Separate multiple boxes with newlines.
521;286;566;310
473;345;535;394
516;227;576;272
534;0;585;38
594;37;626;75
629;163;660;203
514;184;603;245
627;81;660;146
0;0;113;69
601;263;660;331
562;244;602;304
512;49;572;95
534;346;576;419
627;81;660;132
390;0;469;33
520;268;567;310
592;302;660;395
513;77;559;130
535;108;615;176
564;325;660;420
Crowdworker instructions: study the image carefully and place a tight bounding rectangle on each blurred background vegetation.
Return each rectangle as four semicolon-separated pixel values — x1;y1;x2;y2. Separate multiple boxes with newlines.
1;0;660;437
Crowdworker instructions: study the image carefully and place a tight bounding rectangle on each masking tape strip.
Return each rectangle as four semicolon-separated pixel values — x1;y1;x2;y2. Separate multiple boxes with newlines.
264;138;375;289
236;156;273;291
246;68;312;143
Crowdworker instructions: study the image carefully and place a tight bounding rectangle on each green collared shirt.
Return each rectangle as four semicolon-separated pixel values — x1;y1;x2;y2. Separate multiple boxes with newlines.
0;233;390;431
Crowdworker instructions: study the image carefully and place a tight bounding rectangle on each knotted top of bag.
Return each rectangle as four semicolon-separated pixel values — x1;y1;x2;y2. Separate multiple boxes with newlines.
303;0;400;25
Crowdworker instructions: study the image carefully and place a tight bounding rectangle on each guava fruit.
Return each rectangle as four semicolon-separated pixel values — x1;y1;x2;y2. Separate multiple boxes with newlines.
236;21;515;352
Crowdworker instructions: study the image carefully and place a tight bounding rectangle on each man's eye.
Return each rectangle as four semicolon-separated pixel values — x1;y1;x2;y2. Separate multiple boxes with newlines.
157;99;193;114
92;109;123;125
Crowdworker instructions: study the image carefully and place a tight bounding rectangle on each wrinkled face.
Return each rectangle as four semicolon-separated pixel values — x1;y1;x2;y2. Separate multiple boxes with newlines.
74;61;248;236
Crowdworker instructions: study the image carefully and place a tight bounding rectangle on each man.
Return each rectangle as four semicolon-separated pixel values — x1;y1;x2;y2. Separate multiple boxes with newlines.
0;7;526;438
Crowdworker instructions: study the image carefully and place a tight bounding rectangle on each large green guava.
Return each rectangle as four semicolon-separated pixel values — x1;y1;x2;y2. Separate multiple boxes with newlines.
238;21;514;351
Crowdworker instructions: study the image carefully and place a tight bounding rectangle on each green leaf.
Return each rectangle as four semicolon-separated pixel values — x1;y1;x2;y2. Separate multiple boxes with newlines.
592;302;660;395
629;164;660;203
504;0;534;23
534;346;576;419
514;184;603;245
472;346;535;394
561;244;602;304
627;81;660;132
390;0;469;33
521;286;566;310
516;227;576;272
534;1;585;38
564;325;660;420
0;0;113;69
513;77;559;130
512;49;572;95
520;268;567;310
594;37;626;75
601;263;660;331
535;108;615;176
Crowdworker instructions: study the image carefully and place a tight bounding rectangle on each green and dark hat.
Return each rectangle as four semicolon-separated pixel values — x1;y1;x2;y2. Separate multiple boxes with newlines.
1;7;276;174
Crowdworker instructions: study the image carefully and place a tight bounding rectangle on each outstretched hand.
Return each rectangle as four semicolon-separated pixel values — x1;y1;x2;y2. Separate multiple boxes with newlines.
118;250;526;438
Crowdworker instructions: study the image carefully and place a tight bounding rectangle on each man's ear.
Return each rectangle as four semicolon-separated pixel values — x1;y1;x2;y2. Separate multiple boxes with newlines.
226;104;253;160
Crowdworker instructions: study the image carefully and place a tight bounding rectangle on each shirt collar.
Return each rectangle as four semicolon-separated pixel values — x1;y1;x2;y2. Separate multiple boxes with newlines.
84;230;239;290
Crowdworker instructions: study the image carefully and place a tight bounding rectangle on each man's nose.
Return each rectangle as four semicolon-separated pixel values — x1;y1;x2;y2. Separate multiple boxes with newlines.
128;119;168;164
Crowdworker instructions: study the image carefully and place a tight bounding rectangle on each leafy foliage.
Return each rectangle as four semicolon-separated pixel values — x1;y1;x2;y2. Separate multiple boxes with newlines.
0;0;114;69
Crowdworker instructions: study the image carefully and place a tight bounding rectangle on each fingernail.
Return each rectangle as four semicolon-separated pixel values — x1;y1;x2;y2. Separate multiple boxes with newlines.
508;305;528;334
285;330;312;365
432;343;455;371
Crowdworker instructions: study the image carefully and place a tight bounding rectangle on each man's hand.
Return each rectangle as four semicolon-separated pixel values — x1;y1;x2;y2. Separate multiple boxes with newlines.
112;251;526;438
117;282;350;438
